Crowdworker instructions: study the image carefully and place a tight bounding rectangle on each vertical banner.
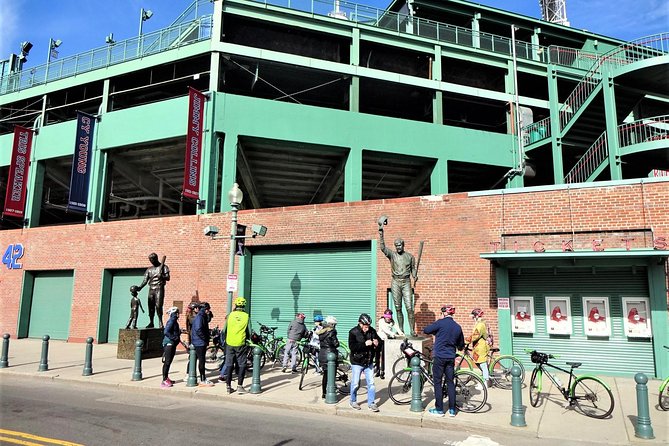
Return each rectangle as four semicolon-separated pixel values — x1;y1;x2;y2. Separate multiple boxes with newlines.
67;111;96;212
182;87;205;200
3;126;34;218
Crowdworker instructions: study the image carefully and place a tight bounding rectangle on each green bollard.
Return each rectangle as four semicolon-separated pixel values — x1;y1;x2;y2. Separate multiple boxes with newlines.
38;335;50;372
250;346;262;394
132;340;143;381
634;373;654;439
410;356;423;412
325;352;337;404
510;365;527;427
82;337;94;376
0;333;10;368
186;345;198;387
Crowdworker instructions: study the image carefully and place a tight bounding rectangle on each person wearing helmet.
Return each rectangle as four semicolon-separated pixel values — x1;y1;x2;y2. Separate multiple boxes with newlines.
348;313;381;412
423;305;464;417
161;307;181;388
135;253;170;329
375;309;405;379
318;316;340;399
308;315;325;373
183;301;200;380
124;285;145;330
282;312;308;373
190;301;214;387
221;296;251;394
467;308;491;388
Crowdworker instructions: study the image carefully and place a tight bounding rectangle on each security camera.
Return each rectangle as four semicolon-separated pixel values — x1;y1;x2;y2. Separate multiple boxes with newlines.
203;225;219;237
251;224;267;237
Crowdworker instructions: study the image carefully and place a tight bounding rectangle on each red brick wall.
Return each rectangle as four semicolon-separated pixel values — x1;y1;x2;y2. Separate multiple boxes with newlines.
1;180;668;342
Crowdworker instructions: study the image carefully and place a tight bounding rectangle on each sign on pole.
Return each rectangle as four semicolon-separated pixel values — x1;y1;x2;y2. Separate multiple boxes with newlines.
497;297;510;310
226;274;238;292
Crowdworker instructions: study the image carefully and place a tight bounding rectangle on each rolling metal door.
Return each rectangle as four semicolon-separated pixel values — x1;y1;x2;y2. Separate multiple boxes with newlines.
107;270;147;342
27;271;74;340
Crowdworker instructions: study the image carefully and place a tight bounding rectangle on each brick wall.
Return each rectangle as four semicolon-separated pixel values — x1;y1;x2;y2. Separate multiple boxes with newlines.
1;180;667;342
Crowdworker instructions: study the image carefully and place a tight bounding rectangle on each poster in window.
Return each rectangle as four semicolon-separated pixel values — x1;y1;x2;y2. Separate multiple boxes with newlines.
583;297;610;337
511;297;534;333
546;296;571;335
622;297;652;338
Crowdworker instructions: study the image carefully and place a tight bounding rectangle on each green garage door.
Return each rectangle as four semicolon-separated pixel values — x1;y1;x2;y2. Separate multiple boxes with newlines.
106;270;148;342
28;271;74;340
249;244;372;336
509;266;653;376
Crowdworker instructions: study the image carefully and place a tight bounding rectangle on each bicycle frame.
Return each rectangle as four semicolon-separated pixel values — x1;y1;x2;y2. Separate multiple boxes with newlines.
532;362;575;399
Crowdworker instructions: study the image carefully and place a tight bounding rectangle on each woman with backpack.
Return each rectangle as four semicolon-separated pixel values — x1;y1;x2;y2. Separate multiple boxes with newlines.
467;308;491;388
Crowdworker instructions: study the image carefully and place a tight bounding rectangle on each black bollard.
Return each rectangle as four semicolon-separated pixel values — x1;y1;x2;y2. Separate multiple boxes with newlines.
82;337;94;376
38;335;50;372
325;352;337;404
0;333;10;368
132;340;143;381
186;345;198;387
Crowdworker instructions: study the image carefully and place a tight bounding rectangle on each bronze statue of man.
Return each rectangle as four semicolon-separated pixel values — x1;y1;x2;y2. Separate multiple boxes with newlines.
378;217;418;336
136;253;170;329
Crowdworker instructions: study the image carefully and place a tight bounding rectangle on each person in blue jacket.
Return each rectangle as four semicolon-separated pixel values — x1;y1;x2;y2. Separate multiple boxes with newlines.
190;302;214;386
161;306;181;388
423;305;464;417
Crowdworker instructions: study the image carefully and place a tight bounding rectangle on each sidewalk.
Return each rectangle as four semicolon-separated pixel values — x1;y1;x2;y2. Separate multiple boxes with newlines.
0;339;666;445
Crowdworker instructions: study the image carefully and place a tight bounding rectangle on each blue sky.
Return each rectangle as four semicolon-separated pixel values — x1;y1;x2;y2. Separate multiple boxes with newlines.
1;0;666;67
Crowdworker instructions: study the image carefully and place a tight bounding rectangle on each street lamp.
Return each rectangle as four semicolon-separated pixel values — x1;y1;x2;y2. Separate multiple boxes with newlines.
45;38;62;82
138;8;153;56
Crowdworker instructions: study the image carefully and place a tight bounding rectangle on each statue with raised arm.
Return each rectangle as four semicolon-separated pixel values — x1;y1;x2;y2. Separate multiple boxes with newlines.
136;253;170;329
377;216;418;337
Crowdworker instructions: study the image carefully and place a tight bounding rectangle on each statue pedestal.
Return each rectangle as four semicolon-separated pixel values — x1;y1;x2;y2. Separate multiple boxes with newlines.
383;336;429;378
117;328;164;359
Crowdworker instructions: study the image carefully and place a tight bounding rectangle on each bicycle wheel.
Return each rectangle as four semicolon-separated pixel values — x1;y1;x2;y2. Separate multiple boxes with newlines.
204;346;223;372
455;352;474;371
659;380;669;411
529;368;541;407
299;357;310;390
336;362;351;395
392;356;409;377
489;355;525;389
453;370;487;413
571;377;614;419
388;369;415;405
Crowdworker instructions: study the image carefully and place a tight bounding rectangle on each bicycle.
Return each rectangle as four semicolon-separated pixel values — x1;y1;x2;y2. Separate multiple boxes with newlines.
387;341;487;412
298;343;322;390
204;326;224;372
525;349;614;419
658;346;669;411
455;343;525;389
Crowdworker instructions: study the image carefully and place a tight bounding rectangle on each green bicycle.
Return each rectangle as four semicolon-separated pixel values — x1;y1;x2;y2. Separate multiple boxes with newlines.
659;346;669;411
526;349;614;419
455;343;525;389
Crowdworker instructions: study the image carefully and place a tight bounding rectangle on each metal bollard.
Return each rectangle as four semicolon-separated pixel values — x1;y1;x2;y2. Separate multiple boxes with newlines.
186;345;198;387
83;337;94;376
510;365;527;426
634;373;654;439
132;340;143;381
410;356;423;412
250;346;262;394
38;335;50;372
0;333;10;368
325;352;337;404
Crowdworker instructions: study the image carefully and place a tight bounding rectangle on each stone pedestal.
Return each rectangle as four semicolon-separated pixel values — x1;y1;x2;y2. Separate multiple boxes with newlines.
383;336;429;379
117;328;164;360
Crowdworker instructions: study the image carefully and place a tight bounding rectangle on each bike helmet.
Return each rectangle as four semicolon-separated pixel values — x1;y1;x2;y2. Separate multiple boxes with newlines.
188;302;199;310
166;306;179;316
441;305;456;315
296;312;305;319
199;302;211;311
383;309;393;318
234;296;246;307
471;308;484;318
324;315;337;326
313;315;324;322
358;313;372;325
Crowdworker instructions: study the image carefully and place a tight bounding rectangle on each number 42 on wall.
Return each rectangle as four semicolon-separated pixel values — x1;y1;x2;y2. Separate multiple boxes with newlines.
2;244;24;269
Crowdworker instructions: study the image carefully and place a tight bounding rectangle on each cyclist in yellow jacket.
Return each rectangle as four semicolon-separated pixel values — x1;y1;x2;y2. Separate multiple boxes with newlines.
467;308;490;387
221;296;251;394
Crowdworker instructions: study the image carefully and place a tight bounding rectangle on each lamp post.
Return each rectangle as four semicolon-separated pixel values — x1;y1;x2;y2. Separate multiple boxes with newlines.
227;183;244;315
138;8;153;56
45;38;61;83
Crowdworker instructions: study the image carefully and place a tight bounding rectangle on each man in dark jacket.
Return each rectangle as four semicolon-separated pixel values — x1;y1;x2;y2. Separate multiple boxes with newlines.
190;302;214;387
423;305;465;417
348;313;381;412
282;312;307;373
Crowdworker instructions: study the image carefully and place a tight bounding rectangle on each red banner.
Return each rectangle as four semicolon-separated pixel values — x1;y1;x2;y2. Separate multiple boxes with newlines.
3;126;34;218
182;87;206;200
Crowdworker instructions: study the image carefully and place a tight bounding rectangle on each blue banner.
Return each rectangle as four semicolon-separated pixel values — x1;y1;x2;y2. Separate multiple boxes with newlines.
67;111;95;213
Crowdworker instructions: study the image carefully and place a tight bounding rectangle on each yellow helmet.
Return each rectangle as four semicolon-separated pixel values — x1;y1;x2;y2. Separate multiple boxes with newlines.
235;296;247;307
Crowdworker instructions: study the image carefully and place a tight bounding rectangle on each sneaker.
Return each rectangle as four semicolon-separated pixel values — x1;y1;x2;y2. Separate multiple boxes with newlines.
165;378;174;387
227;386;235;394
237;385;246;394
291;369;298;374
198;379;214;387
368;403;379;412
448;409;457;417
349;401;361;410
160;380;170;388
281;367;287;373
486;379;493;388
321;394;326;399
428;408;445;417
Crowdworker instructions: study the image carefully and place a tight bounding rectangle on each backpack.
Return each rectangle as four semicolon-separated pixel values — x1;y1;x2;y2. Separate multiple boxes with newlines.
486;323;494;347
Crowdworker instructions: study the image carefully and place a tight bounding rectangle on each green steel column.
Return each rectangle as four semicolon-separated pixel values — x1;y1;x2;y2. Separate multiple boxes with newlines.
344;148;362;202
649;263;669;378
432;45;443;126
531;28;541;62
471;13;481;49
88;81;107;223
602;76;622;180
26;160;45;228
495;266;513;355
430;158;448;195
350;29;360;113
547;68;565;184
199;92;218;214
220;133;238;212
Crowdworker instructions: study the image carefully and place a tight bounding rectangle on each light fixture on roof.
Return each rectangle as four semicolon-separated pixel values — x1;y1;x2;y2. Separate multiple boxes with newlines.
105;33;115;45
139;8;153;36
47;38;62;63
18;41;33;62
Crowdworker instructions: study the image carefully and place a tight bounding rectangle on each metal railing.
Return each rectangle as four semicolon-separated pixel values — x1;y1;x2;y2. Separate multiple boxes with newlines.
618;115;669;148
559;33;669;131
0;15;213;95
522;117;551;146
564;132;609;184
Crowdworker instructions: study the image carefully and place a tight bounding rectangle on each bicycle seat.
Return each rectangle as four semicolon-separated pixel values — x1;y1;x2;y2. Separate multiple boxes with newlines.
270;327;278;331
491;348;500;353
566;361;582;368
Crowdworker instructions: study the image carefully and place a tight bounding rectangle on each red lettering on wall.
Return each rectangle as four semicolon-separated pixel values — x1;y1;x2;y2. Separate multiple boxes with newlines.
592;239;604;251
561;240;573;252
533;241;545;253
513;241;518;253
654;237;667;250
489;241;501;252
621;237;634;251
